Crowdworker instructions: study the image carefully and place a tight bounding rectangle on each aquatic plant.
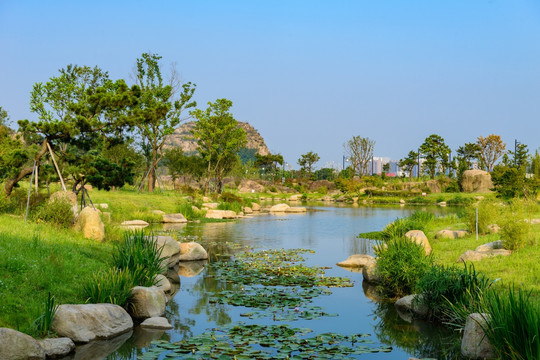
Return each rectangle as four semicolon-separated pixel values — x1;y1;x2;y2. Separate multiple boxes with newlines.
83;268;135;306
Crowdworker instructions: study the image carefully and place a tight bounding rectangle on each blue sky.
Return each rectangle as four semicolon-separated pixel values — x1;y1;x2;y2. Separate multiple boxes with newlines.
1;0;539;168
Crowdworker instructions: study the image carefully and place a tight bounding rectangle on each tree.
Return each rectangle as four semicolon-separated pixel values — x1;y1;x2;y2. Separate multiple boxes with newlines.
163;147;206;188
419;134;450;179
255;153;284;179
298;151;320;178
476;134;506;172
398;151;418;180
0;106;8;127
456;142;480;189
133;53;196;192
505;142;529;169
191;99;247;194
8;65;136;196
530;150;540;178
343;136;375;176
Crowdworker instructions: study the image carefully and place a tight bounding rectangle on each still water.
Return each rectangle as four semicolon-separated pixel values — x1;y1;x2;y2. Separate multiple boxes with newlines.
99;204;461;360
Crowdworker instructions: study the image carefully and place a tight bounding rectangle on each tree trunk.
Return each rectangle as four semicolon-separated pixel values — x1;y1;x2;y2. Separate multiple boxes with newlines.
4;139;49;196
148;167;156;192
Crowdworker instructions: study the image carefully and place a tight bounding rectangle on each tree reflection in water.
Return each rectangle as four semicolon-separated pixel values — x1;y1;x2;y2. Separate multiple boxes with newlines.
188;267;233;326
371;301;462;359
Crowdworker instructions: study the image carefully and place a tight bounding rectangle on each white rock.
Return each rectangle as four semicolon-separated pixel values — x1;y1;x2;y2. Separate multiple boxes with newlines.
162;213;188;223
205;209;237;219
129;286;167;320
52;304;133;343
179;242;209;261
270;203;290;212
337;254;375;268
154;274;172;293
0;328;45;360
140;317;173;330
461;313;495;359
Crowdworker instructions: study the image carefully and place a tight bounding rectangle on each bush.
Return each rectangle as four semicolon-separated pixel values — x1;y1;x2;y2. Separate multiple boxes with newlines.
0;192;15;214
483;287;540;360
499;201;531;250
113;231;165;287
464;201;499;235
446;195;473;206
375;237;433;297
416;263;492;323
32;198;74;228
83;268;135;306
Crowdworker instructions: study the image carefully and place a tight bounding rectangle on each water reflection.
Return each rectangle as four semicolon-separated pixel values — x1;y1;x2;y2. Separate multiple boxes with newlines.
188;269;233;326
371;302;461;359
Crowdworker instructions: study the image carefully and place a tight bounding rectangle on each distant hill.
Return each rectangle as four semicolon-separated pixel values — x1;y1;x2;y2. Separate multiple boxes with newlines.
164;121;270;156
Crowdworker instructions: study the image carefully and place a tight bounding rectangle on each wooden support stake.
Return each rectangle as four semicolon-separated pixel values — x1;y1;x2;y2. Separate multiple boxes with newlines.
46;142;66;192
25;162;36;223
34;164;39;194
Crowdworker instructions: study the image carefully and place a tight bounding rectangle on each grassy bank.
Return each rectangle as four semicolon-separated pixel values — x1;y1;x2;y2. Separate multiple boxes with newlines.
0;215;114;334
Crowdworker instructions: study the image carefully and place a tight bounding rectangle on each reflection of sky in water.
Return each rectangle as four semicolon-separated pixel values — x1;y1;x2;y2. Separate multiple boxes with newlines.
109;205;461;359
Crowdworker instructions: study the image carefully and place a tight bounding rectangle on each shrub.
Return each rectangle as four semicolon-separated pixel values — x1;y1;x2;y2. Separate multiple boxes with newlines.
444;180;460;193
416;263;492;323
375;237;433;297
381;211;433;240
316;186;328;195
499;200;531;250
0;192;15;214
83;268;135;306
446;195;473;206
464;201;499;235
113;231;165;287
483;287;540;360
32;198;74;228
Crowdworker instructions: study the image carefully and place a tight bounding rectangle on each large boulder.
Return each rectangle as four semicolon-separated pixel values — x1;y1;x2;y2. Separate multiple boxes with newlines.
178;242;209;261
394;294;428;318
154;274;172;293
251;203;261;211
337;254;375;268
362;261;381;283
146;235;181;267
162;213;187;223
457;249;511;263
202;202;219;209
205;209;237;219
475;240;504;252
37;338;75;358
461;313;496;359
0;328;45;360
425;180;441;193
309;180;336;191
286;206;307;213
288;194;302;201
128;286;167;320
52;304;133;343
140;317;173;330
461;170;493;193
270;203;290;212
238;179;265;193
75;207;105;241
404;230;432;255
435;229;470;239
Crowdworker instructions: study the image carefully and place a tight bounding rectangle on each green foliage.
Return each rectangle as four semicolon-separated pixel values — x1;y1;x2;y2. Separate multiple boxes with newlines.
416;264;492;323
381;211;433;240
191;98;247;194
217;201;243;213
491;164;530;198
398;150;419;179
177;202;205;220
420;134;451;179
163;148;206;184
30;292;58;337
86;156;136;191
83;268;136;305
220;191;243;204
464;201;499;235
446;194;473;206
297;151;320;178
375;237;433;297
112;231;165;287
482;287;540;360
32;197;74;228
499;201;531;250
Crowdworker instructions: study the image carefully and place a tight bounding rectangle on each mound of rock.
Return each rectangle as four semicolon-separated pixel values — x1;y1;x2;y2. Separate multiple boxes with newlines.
0;328;45;360
404;230;432;255
461;313;495;359
75;207;105;241
461;170;493;193
238;179;265;193
52;304;133;343
162;213;187;223
205;209;237;219
179;242;209;261
435;229;470;239
129;286;167;320
337;254;375;268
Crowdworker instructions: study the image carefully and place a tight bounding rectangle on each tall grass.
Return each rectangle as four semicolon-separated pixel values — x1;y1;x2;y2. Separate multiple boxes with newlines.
83;268;136;306
482;287;540;360
30;292;58;337
217;201;243;213
112;231;165;287
177;202;205;220
381;211;434;240
375;237;433;297
464;200;500;235
416;263;493;324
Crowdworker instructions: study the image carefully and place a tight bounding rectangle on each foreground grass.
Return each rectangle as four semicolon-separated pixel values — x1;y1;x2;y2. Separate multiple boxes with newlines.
0;215;113;334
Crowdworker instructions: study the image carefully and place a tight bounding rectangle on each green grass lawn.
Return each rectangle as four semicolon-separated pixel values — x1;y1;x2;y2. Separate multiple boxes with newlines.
0;215;114;334
428;221;540;296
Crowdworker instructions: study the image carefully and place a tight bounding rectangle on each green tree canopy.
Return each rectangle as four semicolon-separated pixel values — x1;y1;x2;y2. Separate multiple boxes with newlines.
191;99;247;194
298;151;320;178
419;134;450;179
398;150;418;179
132;53;196;192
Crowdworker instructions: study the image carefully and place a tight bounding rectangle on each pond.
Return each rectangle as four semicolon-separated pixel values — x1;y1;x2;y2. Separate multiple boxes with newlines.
88;204;462;359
